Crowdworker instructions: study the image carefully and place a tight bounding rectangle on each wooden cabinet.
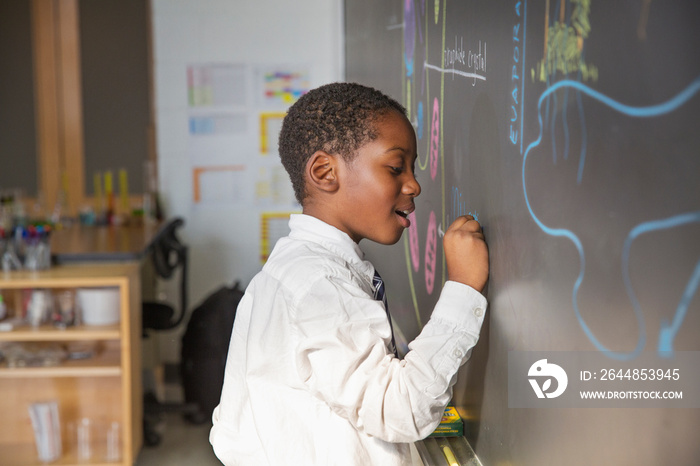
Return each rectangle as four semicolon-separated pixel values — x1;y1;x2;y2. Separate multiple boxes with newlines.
0;263;142;465
1;0;153;216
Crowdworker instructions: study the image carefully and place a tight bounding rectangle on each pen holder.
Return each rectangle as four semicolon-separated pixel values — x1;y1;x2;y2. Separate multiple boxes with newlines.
0;235;22;271
24;235;51;271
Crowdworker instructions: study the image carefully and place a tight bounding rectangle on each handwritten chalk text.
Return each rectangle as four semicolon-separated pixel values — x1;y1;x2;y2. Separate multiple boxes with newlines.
509;1;523;148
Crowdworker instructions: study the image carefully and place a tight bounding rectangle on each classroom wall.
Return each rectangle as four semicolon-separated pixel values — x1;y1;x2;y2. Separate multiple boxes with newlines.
151;0;343;361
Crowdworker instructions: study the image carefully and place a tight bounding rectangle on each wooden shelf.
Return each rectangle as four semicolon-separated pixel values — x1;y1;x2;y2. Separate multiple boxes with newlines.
0;261;142;465
2;442;122;466
0;324;120;342
0;263;137;289
0;349;121;378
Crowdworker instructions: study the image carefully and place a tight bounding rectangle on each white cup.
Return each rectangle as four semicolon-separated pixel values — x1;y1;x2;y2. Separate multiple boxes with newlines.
76;287;120;326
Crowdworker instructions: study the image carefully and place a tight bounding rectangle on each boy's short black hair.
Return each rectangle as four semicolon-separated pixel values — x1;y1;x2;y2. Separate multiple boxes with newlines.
278;82;407;204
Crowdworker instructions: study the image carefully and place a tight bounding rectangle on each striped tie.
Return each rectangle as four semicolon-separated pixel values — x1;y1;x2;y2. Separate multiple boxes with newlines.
372;270;398;357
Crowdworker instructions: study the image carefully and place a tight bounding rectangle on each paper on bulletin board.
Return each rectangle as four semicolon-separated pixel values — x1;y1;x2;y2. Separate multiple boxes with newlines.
192;165;249;205
188;63;247;108
256;65;310;108
187;63;253;208
187;63;307;210
188;63;249;137
260;212;299;263
189;113;248;136
259;112;286;154
254;166;297;207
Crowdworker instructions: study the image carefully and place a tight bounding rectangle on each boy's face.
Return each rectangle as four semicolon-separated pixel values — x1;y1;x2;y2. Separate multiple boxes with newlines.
333;111;421;244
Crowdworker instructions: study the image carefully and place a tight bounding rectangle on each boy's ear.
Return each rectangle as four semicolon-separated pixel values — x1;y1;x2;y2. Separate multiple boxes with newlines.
306;150;340;193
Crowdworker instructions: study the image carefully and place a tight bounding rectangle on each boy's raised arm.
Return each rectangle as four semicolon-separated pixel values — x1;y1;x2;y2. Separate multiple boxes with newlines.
443;215;489;293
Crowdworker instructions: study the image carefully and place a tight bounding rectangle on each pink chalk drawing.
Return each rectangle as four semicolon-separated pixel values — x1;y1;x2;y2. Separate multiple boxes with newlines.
408;211;420;272
424;210;437;294
430;97;439;180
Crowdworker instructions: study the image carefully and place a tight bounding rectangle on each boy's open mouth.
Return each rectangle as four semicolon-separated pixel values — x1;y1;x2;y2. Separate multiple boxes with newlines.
395;207;414;223
395;209;413;228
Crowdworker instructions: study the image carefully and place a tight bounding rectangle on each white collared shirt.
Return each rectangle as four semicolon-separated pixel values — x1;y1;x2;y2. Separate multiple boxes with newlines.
210;214;487;465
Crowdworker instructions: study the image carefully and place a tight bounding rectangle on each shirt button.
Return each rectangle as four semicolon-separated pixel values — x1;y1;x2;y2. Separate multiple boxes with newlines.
453;349;463;359
474;307;484;317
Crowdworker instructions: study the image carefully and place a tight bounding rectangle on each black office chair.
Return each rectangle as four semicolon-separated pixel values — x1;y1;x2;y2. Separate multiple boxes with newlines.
141;218;197;446
142;218;188;333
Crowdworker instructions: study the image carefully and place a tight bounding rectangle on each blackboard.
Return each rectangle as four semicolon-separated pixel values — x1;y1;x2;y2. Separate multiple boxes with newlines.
345;1;700;464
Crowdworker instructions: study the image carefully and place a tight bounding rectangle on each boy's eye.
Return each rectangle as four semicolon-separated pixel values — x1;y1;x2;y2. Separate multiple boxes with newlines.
390;166;404;174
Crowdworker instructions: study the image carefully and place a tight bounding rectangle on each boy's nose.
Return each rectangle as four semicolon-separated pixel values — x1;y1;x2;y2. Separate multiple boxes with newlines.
403;175;421;197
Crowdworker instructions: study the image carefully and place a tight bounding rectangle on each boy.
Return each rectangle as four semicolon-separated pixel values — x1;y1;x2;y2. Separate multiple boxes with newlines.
210;83;488;465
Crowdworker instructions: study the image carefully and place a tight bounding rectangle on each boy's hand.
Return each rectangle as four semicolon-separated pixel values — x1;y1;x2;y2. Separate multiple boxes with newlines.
443;215;489;293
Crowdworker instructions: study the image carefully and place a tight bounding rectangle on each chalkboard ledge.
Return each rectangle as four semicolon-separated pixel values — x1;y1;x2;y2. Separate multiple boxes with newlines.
414;436;482;466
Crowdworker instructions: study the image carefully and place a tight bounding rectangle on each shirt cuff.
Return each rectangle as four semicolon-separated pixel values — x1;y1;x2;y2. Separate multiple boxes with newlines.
430;280;487;332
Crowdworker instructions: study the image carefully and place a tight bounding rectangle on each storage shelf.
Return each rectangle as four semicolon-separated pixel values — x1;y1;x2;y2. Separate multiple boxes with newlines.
0;261;141;465
0;324;120;342
0;349;121;378
2;443;121;466
0;263;136;289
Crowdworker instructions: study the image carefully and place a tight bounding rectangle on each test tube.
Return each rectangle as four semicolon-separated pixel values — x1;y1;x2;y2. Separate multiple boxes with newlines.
77;417;92;460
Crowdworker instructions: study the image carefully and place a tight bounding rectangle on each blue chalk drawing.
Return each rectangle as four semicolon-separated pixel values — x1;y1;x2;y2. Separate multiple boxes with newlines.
522;77;700;360
625;214;700;357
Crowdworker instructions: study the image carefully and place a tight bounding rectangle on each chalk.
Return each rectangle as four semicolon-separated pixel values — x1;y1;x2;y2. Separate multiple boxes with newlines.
442;445;459;466
104;171;113;195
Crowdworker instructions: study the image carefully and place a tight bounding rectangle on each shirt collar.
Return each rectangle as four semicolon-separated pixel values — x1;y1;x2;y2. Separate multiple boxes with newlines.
288;214;375;279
